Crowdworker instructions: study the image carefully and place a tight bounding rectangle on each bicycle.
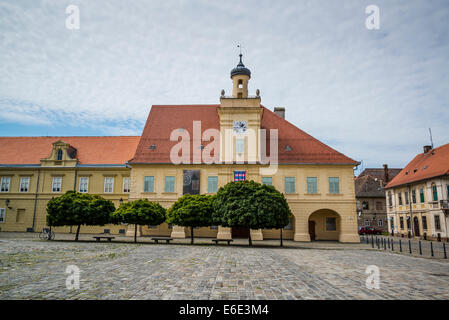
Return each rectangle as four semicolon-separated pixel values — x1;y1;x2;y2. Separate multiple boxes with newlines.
39;228;55;240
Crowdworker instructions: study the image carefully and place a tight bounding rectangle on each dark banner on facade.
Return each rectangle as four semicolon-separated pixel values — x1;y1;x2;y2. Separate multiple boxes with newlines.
183;170;200;195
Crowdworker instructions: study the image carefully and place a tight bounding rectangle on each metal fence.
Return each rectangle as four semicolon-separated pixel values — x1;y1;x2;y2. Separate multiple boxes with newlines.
360;235;448;259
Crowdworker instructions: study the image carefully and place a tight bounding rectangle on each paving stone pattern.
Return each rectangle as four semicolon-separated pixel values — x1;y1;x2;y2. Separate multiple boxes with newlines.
1;236;448;300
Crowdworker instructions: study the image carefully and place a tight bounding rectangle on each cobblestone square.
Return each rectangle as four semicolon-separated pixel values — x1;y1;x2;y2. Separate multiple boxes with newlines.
1;234;448;300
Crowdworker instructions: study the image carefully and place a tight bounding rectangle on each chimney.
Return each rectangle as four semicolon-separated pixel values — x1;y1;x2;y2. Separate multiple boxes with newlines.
423;145;432;154
274;107;285;119
383;164;389;183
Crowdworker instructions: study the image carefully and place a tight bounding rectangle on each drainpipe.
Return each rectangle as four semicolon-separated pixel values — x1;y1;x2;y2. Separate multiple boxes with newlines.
73;164;78;191
31;169;41;232
408;185;414;237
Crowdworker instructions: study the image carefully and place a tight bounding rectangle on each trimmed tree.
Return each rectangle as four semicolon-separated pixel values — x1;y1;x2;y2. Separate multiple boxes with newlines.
111;199;166;243
166;194;216;244
46;191;115;241
213;180;291;246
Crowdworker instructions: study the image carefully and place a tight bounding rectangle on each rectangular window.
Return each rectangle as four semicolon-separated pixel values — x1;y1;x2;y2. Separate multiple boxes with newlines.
104;177;114;193
406;217;411;229
307;177;318;194
210;225;218;230
398;193;403;205
262;177;272;186
388;192;392;206
208;176;218;193
432;185;438;202
123;177;131;193
419;188;425;203
0;208;5;223
364;220;370;226
404;191;409;205
378;219;383;227
447;185;449;198
19;177;30;193
52;177;62;193
164;176;175;193
234;171;246;182
422;216;427;230
326;217;337;231
284;177;295;194
144;176;154;193
412;190;417;204
148;225;158;229
434;215;441;231
400;217;404;229
328;177;340;194
375;201;383;210
0;177;11;192
390;218;394;231
79;177;89;193
236;138;244;153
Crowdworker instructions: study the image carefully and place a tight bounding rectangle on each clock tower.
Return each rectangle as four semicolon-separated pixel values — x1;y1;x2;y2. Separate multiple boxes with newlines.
218;53;263;164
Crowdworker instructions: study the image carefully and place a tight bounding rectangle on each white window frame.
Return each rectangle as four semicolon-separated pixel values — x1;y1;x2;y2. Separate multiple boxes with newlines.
378;219;383;227
236;138;244;153
104;177;114;193
0;208;5;223
364;219;370;226
19;177;30;193
262;177;272;186
208;176;218;193
164;176;175;193
123;177;131;193
52;177;62;193
1;177;11;192
79;177;89;193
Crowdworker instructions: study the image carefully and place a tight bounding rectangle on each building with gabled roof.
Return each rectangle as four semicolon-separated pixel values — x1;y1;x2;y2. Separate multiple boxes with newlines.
385;144;449;241
0;54;361;242
355;165;401;232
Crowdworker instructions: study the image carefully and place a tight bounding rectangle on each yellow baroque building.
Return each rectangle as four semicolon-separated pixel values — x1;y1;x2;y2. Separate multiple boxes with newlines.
0;55;360;242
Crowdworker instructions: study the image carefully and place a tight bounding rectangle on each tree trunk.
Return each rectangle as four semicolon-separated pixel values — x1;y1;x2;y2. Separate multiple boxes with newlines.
191;227;194;244
134;224;137;243
75;225;81;241
280;228;283;247
248;231;252;246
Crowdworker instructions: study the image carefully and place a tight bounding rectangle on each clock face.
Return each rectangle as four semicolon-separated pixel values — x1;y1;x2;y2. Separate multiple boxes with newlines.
233;120;247;134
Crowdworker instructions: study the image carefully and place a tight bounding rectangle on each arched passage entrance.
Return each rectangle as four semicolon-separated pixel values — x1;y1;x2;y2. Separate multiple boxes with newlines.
308;209;341;241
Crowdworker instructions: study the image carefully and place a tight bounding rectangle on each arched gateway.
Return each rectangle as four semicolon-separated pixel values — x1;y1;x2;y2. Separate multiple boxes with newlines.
308;209;341;241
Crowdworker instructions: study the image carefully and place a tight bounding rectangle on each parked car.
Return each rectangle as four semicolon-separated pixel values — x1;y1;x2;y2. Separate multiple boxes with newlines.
358;226;382;235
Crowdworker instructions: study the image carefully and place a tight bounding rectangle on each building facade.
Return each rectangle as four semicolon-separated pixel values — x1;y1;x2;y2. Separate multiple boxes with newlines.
0;55;361;242
385;144;449;241
355;165;401;232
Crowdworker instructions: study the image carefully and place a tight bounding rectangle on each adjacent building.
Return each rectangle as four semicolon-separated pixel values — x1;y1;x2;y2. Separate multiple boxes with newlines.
385;144;449;241
355;165;401;232
0;55;361;242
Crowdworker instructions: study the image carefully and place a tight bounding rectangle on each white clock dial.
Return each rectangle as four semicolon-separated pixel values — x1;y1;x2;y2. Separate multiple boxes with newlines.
233;120;247;134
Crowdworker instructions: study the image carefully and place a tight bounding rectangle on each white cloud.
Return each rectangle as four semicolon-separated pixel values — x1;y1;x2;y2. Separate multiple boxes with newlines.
0;0;448;168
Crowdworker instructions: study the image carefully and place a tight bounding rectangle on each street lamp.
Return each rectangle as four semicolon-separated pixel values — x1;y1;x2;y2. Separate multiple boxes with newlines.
119;198;123;206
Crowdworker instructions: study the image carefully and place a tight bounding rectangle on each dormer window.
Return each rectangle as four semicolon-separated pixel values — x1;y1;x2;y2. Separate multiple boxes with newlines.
285;145;292;152
149;144;156;150
57;149;63;161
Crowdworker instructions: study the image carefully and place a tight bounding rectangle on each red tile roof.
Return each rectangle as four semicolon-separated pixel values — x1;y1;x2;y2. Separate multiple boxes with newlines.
129;105;358;165
385;143;449;189
0;136;140;165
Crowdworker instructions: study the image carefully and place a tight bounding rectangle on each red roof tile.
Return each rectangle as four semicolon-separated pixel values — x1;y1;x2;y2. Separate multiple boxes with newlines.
129;105;358;165
0;136;140;165
385;143;449;188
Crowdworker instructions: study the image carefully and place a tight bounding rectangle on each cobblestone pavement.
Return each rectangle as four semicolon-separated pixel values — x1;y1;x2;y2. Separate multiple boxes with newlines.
1;235;448;300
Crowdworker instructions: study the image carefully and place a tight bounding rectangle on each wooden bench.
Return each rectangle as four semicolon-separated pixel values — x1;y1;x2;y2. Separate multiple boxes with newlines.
212;239;233;245
151;237;173;244
93;236;115;242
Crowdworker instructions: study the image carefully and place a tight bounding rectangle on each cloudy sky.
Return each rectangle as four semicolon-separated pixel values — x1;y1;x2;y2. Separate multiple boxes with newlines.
0;0;448;172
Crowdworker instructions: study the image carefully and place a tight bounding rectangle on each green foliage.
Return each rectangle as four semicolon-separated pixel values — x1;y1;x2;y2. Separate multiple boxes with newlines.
213;180;291;230
46;191;115;227
166;194;216;228
111;199;166;226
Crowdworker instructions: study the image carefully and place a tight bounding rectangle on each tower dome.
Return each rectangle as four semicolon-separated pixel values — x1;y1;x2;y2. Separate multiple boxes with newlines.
230;54;251;79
